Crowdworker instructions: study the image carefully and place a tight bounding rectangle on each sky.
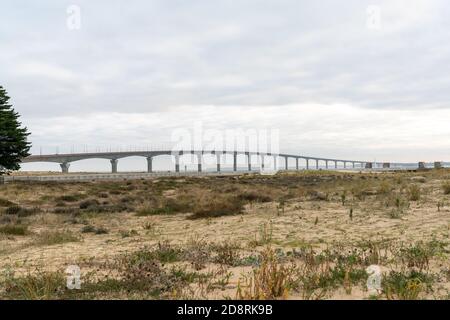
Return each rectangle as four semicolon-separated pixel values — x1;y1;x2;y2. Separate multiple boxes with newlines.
1;0;450;171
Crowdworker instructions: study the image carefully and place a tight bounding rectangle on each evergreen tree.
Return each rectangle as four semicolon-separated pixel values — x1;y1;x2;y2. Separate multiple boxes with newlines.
0;85;31;175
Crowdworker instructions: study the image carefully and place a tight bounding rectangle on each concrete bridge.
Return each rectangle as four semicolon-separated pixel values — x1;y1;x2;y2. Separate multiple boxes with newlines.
21;150;376;173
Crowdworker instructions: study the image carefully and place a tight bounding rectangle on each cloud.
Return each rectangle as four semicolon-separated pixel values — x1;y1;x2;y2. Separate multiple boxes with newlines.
1;0;449;166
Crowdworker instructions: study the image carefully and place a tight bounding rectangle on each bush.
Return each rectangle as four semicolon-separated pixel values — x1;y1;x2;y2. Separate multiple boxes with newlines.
34;230;80;246
55;194;86;202
236;246;294;299
0;198;16;207
79;199;100;209
0;224;29;236
238;191;273;203
1;271;66;300
4;206;40;217
81;225;108;234
382;270;433;300
408;185;421;201
189;194;244;219
443;182;450;195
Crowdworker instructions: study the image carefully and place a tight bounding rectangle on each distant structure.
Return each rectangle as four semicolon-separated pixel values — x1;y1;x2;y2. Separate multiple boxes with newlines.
22;150;371;173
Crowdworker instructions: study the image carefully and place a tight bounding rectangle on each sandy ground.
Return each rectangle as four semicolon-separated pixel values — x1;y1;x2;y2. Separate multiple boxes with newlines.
1;170;449;299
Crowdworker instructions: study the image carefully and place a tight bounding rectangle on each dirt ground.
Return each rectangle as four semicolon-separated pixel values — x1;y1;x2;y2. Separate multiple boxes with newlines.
0;170;449;300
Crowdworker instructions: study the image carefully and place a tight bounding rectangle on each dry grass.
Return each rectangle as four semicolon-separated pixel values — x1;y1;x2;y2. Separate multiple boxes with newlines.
1;169;450;299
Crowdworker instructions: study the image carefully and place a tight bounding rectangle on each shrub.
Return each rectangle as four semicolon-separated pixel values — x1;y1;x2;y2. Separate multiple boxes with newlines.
0;224;29;236
81;225;108;235
55;194;86;202
408;185;421;201
79;199;100;209
382;270;433;300
1;271;66;300
238;191;273;203
34;230;80;246
213;242;241;266
0;198;16;207
442;182;450;195
236;246;294;299
4;206;40;217
189;194;244;219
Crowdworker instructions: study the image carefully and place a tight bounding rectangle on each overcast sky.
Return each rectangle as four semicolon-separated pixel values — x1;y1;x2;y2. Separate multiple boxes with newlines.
1;0;450;170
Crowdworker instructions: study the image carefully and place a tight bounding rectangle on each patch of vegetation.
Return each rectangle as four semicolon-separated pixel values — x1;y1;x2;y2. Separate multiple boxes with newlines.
0;224;29;236
408;184;421;201
55;194;86;202
81;225;108;235
0;198;16;207
189;194;244;219
4;205;41;217
382;270;434;300
34;230;80;246
0;270;66;300
443;182;450;195
236;246;295;299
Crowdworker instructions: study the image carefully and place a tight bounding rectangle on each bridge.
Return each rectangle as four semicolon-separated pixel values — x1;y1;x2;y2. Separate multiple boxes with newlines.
22;150;378;173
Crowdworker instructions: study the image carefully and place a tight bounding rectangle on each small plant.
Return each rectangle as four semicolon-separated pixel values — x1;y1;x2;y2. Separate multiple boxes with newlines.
314;217;319;225
341;192;347;206
442;182;450;195
382;270;433;300
408;185;421;201
1;270;66;300
120;229;138;238
236;246;294;299
213;242;241;266
258;221;273;245
81;225;108;234
349;208;353;221
277;199;285;216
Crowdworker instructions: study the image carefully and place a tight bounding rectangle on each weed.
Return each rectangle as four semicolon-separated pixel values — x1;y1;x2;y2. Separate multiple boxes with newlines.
382;270;434;300
408;185;421;201
236;246;294;299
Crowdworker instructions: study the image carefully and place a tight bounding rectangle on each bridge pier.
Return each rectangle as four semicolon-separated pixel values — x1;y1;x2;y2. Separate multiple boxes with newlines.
344;162;347;169
247;153;251;171
296;158;299;170
306;159;309;170
216;153;221;172
233;152;237;172
175;154;180;172
273;155;277;170
146;157;153;173
285;156;288;170
335;161;338;169
326;160;329;169
197;153;202;172
60;162;70;173
316;159;319;170
110;159;118;173
260;154;265;171
352;162;355;168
